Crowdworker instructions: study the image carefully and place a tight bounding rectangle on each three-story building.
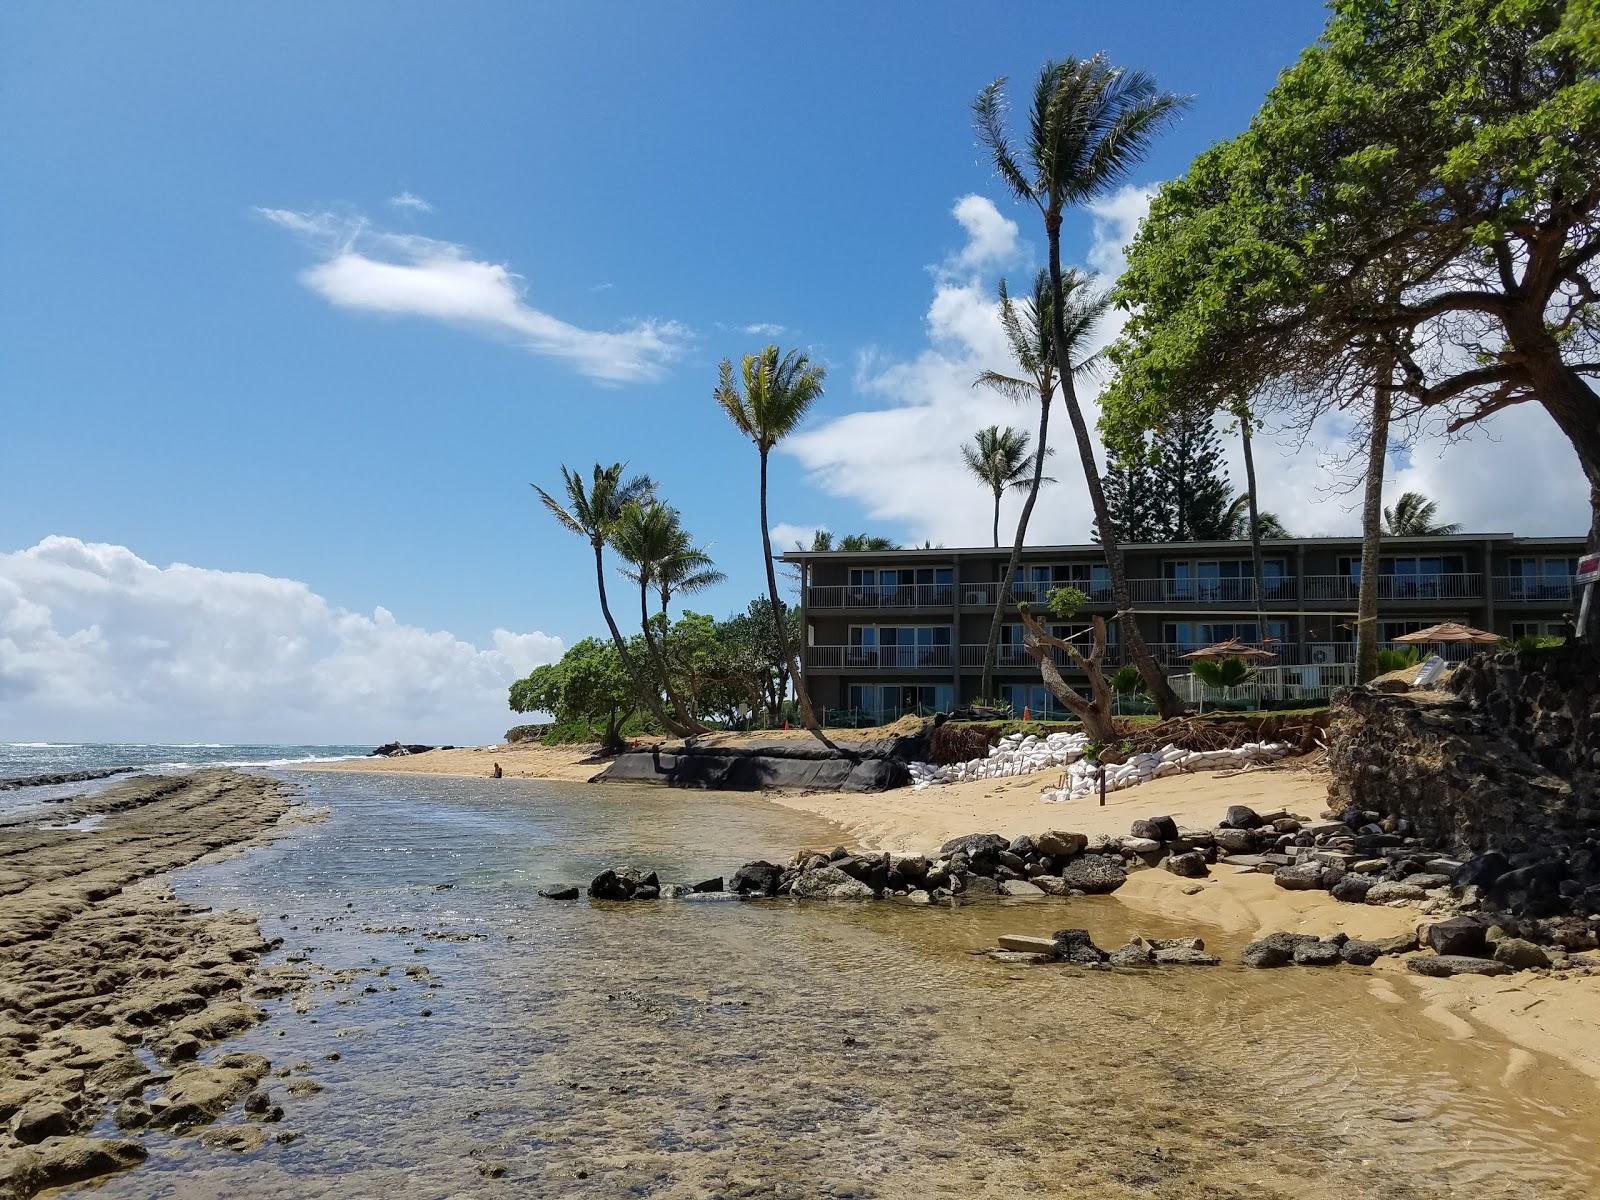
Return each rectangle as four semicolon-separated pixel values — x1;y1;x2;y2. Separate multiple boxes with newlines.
780;532;1584;723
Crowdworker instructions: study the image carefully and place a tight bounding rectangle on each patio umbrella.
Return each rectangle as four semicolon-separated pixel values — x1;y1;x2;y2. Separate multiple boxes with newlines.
1389;622;1500;645
1181;637;1278;662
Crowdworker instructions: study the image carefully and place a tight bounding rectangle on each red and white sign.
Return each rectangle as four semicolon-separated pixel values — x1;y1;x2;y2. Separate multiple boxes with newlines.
1578;554;1600;585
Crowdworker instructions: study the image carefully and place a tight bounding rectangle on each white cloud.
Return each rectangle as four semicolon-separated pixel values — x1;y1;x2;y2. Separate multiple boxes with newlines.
742;323;788;337
0;537;563;743
258;207;687;384
388;191;433;214
1086;184;1156;278
946;195;1021;274
769;523;825;551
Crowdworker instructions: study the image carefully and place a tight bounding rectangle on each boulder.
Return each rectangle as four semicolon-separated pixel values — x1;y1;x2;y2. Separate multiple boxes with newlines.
1051;928;1108;964
1365;880;1426;904
690;877;725;894
1036;830;1087;858
831;854;890;891
1406;955;1515;978
536;885;579;901
789;866;876;901
1214;828;1259;854
1372;932;1419;956
1292;939;1343;966
1164;850;1209;879
1457;851;1511;889
1423;916;1488;958
889;857;928;886
728;861;784;897
1241;932;1318;968
587;867;659;901
1492;937;1552;970
1340;939;1382;966
1109;938;1155;966
939;833;1009;859
1057;854;1127;895
1330;874;1378;904
1221;805;1263;829
1153;946;1221;966
1402;873;1453;892
960;876;1002;899
1008;835;1036;858
1130;815;1180;842
1031;876;1070;896
1273;863;1326;891
1120;836;1163;856
999;879;1045;897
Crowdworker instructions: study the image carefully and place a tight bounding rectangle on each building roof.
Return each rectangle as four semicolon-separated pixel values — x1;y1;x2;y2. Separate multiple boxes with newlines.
777;532;1584;562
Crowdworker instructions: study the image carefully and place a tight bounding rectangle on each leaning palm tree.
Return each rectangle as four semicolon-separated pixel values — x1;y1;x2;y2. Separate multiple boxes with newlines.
611;500;709;733
959;424;1040;547
1384;491;1461;537
715;345;832;743
975;54;1189;718
972;268;1102;696
628;515;725;616
534;463;695;736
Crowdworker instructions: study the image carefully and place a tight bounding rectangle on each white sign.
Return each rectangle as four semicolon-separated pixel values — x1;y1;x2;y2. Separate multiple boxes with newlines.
1578;554;1600;585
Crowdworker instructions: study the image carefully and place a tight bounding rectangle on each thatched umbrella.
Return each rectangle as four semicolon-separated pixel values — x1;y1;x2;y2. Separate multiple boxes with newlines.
1389;622;1500;645
1180;637;1278;662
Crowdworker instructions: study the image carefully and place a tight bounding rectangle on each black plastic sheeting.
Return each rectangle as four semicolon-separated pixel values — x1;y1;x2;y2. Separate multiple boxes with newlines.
596;734;924;793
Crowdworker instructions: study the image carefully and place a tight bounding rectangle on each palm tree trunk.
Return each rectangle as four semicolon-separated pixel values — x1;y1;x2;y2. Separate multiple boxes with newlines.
759;448;832;745
1238;406;1267;640
981;388;1051;698
1356;372;1392;684
639;577;704;734
991;490;1001;548
1045;217;1184;718
593;543;690;737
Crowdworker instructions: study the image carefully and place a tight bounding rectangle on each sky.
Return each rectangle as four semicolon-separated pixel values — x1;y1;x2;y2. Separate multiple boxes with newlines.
1;2;1588;743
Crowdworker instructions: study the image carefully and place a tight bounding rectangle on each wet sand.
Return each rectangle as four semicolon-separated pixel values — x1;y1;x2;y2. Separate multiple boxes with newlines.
301;741;613;783
0;771;307;1196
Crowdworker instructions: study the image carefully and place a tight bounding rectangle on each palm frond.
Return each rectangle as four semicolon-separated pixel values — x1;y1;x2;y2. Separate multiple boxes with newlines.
973;78;1037;206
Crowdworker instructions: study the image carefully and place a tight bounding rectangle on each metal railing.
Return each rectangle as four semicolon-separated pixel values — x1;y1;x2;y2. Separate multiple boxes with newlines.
807;644;954;670
805;583;955;610
1492;575;1576;602
1299;573;1483;601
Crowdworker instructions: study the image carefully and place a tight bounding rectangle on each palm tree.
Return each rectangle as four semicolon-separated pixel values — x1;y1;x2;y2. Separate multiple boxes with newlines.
959;425;1041;547
973;268;1102;696
1222;495;1291;540
534;464;694;736
837;533;899;551
626;513;725;616
715;344;832;743
611;500;709;733
1384;491;1461;537
974;54;1189;717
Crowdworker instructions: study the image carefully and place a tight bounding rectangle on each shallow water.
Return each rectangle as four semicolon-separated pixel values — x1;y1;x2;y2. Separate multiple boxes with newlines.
81;772;1600;1199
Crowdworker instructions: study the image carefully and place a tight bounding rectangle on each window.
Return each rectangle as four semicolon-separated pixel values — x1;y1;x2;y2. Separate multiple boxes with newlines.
847;625;949;667
1510;621;1567;640
847;684;955;721
847;565;953;606
1000;683;1060;720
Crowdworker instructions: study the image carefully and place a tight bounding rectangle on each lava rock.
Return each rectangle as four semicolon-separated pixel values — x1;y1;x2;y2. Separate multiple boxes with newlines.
1424;916;1489;958
1051;928;1108;964
1340;939;1382;966
999;879;1045;897
1365;880;1426;904
1406;955;1515;978
1221;805;1263;829
1057;854;1127;895
587;867;660;901
1213;828;1259;854
1330;874;1378;904
1241;932;1318;968
1109;939;1155;966
537;885;580;901
1036;830;1087;858
1153;946;1221;966
1492;937;1552;970
789;866;876;901
1273;863;1326;891
1130;815;1180;842
1292;939;1343;966
1164;850;1209;879
728;861;784;897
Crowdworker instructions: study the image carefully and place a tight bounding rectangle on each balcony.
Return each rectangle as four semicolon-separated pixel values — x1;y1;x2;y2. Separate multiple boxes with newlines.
807;644;954;671
805;583;954;610
1299;573;1482;602
1492;575;1576;603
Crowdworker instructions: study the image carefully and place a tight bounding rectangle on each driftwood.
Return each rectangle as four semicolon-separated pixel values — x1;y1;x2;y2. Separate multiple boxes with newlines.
1015;607;1117;742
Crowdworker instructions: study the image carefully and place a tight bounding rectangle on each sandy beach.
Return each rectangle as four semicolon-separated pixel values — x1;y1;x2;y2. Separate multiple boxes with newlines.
302;741;614;784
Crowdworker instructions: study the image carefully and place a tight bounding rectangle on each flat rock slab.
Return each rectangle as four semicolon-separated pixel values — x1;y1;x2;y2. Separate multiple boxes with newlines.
997;934;1058;955
1406;954;1515;978
986;950;1053;965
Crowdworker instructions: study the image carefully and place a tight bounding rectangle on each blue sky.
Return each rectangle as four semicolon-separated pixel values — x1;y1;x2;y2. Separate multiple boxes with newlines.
3;3;1584;740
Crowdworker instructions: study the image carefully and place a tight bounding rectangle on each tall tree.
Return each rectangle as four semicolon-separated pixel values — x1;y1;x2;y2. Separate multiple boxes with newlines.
1151;407;1232;540
959;424;1040;547
975;55;1190;716
533;464;693;737
973;269;1103;696
1109;0;1600;545
1096;437;1166;543
1358;373;1395;683
714;345;833;743
611;500;710;734
1383;491;1462;537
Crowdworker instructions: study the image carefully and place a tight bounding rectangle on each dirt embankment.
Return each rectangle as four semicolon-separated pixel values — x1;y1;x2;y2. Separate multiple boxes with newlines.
0;771;303;1198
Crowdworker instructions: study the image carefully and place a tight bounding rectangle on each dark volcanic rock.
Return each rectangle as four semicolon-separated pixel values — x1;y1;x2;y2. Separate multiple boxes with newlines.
1406;954;1515;978
1057;854;1127;895
1241;932;1318;968
1330;873;1378;904
1273;863;1326;891
1221;805;1263;830
1036;830;1087;858
587;867;659;901
1492;937;1552;970
1340;939;1382;966
728;861;783;897
1164;850;1209;878
1130;815;1180;842
1292;939;1343;966
789;866;876;900
1051;928;1108;964
537;885;580;901
1423;916;1488;958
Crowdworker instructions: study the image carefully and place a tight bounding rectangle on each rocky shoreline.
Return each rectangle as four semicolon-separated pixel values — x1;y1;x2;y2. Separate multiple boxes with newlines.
0;771;309;1198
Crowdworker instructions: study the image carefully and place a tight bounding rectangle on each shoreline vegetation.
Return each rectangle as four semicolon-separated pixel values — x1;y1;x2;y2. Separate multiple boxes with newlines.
304;741;1600;1091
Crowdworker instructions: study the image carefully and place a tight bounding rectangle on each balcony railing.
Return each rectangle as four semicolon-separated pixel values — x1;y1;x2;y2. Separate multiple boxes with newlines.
1492;575;1576;603
807;644;954;670
805;583;954;610
1299;573;1482;601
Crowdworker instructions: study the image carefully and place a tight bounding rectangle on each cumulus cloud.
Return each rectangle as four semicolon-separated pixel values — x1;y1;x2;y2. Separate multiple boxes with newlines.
742;322;788;337
0;537;563;743
388;191;433;214
946;195;1021;273
258;207;687;384
769;522;825;551
1085;184;1156;277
